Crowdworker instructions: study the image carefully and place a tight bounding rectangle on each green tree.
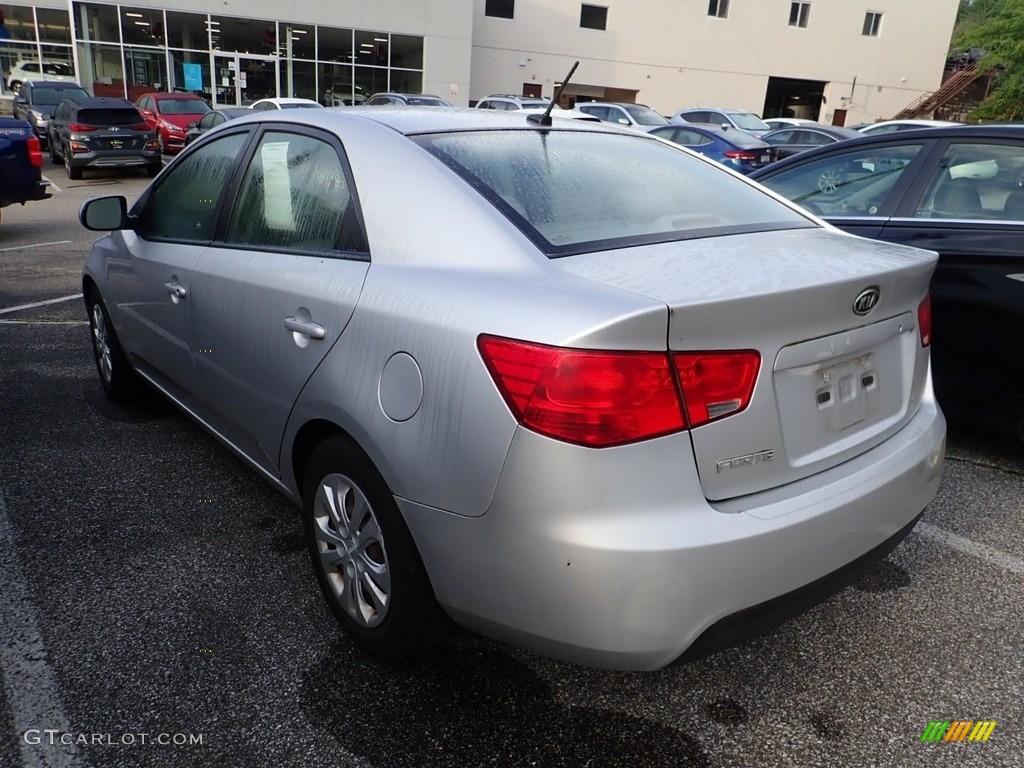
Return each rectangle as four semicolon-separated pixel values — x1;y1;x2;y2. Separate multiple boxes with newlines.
954;0;1024;120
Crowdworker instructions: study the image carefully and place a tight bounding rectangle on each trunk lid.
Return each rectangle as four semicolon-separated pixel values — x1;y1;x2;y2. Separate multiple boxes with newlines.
556;227;937;500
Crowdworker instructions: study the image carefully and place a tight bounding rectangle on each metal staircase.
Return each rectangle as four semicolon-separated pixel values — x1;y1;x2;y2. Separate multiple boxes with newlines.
892;62;984;119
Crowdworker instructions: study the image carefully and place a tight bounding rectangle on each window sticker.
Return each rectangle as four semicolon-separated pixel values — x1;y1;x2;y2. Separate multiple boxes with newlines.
261;141;295;232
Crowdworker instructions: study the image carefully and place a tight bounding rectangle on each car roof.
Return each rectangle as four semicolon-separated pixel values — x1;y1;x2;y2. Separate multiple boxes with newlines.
253;97;320;105
65;96;136;109
764;125;862;138
678;107;756;115
749;124;1024;178
149;92;206;100
247;105;618;136
22;80;86;89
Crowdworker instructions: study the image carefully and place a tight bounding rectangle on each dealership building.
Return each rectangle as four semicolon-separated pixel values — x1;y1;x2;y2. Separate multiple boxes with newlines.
1;1;960;124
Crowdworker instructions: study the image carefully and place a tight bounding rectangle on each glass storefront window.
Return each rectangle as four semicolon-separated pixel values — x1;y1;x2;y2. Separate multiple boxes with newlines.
166;11;207;51
209;15;277;56
317;25;353;65
124;47;167;100
390;35;422;70
319;62;357;105
281;23;314;60
120;7;165;47
78;41;125;97
0;4;35;41
169;50;211;96
389;70;423;94
354;65;387;98
355;30;387;67
36;8;72;45
280;58;315;100
72;2;119;44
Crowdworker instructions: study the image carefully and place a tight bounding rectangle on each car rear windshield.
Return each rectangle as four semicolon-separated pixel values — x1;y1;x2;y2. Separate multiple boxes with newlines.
415;129;812;257
723;130;769;148
730;112;771;131
158;98;211;115
77;108;144;126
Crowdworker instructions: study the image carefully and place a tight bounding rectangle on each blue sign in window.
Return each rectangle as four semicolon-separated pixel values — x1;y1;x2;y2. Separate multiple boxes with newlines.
183;63;203;91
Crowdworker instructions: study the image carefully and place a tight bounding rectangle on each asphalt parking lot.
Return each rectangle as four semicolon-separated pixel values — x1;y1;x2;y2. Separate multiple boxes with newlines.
1;162;1022;768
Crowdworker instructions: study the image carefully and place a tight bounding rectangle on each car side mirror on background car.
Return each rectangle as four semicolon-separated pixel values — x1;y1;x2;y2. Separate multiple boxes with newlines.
80;196;128;231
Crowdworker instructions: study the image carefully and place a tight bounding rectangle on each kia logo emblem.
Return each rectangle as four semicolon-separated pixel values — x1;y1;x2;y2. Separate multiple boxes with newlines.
853;287;880;315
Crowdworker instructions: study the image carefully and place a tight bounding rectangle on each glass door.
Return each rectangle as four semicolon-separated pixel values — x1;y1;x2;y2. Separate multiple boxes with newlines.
213;54;278;106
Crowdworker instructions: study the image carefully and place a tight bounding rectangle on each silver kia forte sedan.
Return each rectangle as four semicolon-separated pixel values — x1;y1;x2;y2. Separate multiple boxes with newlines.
79;108;946;671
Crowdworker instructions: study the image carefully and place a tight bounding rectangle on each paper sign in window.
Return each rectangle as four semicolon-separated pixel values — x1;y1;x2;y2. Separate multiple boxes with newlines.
261;142;295;231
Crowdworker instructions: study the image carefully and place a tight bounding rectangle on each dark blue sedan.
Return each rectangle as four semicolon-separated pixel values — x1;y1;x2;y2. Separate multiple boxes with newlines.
649;123;773;174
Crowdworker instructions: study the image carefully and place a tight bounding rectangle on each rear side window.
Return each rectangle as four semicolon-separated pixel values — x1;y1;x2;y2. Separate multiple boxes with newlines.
913;142;1024;220
416;129;811;256
757;144;923;217
77;108;143;126
225;131;361;253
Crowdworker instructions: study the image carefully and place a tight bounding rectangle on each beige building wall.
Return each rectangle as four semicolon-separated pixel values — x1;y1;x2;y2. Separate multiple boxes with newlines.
471;0;961;124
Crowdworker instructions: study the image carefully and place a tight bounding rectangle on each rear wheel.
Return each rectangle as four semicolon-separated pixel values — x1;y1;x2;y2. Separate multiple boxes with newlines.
146;163;161;178
303;436;449;661
86;288;143;401
65;147;82;180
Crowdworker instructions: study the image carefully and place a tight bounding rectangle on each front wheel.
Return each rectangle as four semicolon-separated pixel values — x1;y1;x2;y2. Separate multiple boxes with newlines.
86;288;143;401
303;436;449;661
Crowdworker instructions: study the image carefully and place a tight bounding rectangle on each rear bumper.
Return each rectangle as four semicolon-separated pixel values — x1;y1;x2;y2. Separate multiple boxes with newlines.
70;150;160;168
30;179;51;201
401;396;945;671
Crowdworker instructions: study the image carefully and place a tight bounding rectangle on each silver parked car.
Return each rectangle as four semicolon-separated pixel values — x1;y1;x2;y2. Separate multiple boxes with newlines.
80;108;946;671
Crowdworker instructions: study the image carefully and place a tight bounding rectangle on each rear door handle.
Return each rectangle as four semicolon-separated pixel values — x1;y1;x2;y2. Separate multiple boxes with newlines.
283;317;326;340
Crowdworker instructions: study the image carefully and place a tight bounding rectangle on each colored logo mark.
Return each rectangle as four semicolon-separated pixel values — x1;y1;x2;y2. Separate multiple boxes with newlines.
921;721;996;742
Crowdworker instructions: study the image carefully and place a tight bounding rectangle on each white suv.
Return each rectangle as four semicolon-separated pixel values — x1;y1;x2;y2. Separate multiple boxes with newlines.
475;94;551;111
6;60;77;93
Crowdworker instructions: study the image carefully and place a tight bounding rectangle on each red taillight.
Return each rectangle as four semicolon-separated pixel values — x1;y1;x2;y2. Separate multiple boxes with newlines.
69;123;96;132
477;335;686;448
478;335;763;447
26;136;42;168
917;294;932;347
723;150;759;161
673;351;761;428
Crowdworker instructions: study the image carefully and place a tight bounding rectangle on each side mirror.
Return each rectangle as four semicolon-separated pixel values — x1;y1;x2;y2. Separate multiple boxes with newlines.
188;120;198;128
80;196;128;231
142;109;154;119
617;118;630;125
721;123;730;131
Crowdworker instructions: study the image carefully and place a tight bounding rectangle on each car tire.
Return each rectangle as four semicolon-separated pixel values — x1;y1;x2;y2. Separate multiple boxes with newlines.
64;147;82;180
303;436;450;662
86;288;144;402
49;137;59;164
146;163;161;178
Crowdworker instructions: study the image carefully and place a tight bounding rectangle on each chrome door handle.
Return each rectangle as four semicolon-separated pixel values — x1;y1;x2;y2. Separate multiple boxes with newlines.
164;282;186;299
283;317;326;340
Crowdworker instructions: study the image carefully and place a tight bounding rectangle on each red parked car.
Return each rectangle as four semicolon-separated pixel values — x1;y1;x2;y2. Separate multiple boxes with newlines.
134;92;211;155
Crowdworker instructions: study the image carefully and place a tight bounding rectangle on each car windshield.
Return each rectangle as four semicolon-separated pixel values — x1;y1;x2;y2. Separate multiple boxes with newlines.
416;129;811;257
31;86;89;105
730;112;771;131
158;98;211;115
623;105;670;126
77;108;144;126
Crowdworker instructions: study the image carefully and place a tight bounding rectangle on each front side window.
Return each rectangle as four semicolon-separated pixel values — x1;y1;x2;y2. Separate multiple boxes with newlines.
913;142;1024;220
757;144;923;217
139;132;248;242
226;131;360;253
708;0;730;19
580;4;608;30
416;130;811;257
485;0;515;19
623;104;669;126
789;2;810;28
863;11;882;36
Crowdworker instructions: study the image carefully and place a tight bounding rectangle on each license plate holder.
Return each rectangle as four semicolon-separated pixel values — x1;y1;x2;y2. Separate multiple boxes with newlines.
815;353;877;433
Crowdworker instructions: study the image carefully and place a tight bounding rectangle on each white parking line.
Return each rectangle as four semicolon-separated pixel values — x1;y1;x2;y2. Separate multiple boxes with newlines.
0;294;82;315
42;176;63;193
0;486;85;768
0;240;72;253
916;522;1024;576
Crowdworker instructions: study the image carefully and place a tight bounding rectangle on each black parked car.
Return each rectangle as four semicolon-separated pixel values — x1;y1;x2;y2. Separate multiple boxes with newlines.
749;125;1024;440
183;107;253;146
11;81;90;148
48;97;161;180
760;125;863;161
